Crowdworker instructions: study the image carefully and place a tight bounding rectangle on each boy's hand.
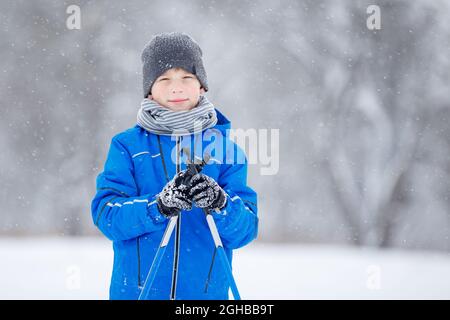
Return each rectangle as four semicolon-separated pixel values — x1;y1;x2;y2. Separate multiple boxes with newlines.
157;170;193;217
188;173;227;211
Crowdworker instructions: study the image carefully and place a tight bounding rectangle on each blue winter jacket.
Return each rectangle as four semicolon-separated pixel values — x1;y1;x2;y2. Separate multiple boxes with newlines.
91;108;258;300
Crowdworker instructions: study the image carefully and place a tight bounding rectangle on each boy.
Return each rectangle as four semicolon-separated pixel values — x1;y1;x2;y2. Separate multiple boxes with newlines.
91;32;258;300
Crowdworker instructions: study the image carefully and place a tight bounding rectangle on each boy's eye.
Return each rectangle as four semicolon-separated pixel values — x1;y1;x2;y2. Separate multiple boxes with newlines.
183;76;193;79
159;78;169;81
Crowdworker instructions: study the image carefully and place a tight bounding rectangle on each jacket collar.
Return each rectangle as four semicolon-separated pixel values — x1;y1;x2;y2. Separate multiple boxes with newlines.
213;108;231;134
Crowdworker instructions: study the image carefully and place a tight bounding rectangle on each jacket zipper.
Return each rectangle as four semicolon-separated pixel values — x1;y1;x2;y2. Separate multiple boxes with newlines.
157;135;170;182
137;236;142;288
170;135;181;300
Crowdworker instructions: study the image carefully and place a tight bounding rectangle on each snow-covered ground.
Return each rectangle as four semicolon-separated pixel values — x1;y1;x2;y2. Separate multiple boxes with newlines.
0;237;449;299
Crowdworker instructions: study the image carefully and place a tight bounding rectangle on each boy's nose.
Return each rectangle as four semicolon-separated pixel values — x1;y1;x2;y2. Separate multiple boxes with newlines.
172;87;183;93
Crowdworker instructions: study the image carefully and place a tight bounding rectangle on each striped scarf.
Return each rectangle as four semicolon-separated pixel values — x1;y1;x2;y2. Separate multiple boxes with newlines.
136;95;218;136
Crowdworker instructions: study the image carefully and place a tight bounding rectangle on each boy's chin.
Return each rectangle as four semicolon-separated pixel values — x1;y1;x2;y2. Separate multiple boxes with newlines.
165;103;193;111
165;100;199;111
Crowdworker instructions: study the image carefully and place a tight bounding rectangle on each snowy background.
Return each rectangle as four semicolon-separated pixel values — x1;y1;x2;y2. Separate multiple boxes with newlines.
1;237;450;299
1;0;450;299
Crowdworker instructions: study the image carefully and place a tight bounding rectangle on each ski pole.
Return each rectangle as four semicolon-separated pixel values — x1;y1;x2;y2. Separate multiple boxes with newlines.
138;215;178;300
183;148;241;300
139;137;183;300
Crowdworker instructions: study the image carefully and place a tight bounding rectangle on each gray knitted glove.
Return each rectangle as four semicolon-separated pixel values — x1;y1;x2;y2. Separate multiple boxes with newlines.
188;173;227;211
157;170;193;217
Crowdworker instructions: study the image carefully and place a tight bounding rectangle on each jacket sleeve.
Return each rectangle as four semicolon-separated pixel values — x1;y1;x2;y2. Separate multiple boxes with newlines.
212;148;259;249
91;136;168;241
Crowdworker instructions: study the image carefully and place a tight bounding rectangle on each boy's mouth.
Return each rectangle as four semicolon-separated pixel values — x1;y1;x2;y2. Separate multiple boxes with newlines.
168;98;189;103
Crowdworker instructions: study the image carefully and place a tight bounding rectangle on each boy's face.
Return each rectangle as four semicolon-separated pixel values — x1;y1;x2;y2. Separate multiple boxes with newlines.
148;67;206;111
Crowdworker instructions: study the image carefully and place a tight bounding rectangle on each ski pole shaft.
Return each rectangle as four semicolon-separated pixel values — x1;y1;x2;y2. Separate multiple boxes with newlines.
205;213;241;300
138;215;178;300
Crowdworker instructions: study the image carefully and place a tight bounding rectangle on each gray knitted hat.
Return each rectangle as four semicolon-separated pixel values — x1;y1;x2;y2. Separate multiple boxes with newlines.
141;32;208;98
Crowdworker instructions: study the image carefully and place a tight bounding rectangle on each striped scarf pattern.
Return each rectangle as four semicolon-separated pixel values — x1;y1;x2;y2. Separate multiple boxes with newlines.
137;95;218;136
